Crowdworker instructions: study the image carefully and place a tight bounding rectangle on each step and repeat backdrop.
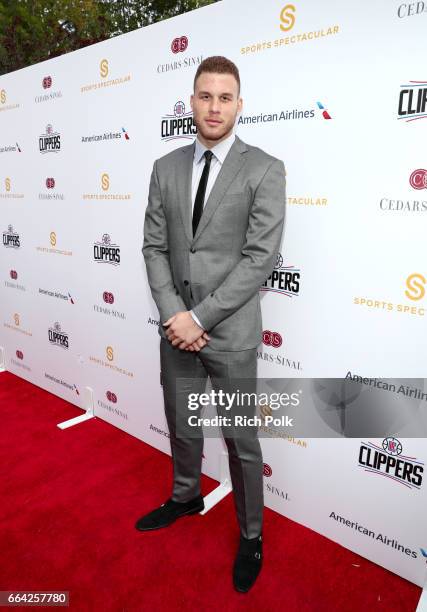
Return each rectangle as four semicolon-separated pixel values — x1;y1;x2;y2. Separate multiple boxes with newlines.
1;0;426;588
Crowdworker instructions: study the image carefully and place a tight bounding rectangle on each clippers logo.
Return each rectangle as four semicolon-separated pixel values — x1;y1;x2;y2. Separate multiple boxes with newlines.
16;350;24;360
383;437;402;455
42;76;52;89
161;101;196;142
409;169;427;190
46;177;55;189
50;232;57;247
262;330;283;348
3;225;20;249
358;439;424;489
317;101;332;119
261;253;300;297
39;124;61;153
100;59;109;78
171;36;188;53
101;173;109;191
106;390;117;403
106;346;114;361
0;89;5;104
48;321;69;349
10;270;18;280
280;4;296;31
263;463;272;477
398;82;427;121
103;291;114;304
93;234;120;266
5;178;11;192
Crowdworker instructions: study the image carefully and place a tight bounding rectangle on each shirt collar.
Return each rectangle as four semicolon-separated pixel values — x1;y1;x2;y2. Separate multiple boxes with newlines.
194;131;236;165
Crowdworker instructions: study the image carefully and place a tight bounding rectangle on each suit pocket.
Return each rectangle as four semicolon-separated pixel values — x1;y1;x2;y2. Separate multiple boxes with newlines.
222;193;246;203
221;194;248;212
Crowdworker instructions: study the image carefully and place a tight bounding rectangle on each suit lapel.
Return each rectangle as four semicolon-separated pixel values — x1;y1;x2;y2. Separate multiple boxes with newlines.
176;141;196;245
193;136;247;243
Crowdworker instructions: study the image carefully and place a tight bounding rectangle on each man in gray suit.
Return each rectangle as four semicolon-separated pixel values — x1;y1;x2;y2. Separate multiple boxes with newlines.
137;56;286;593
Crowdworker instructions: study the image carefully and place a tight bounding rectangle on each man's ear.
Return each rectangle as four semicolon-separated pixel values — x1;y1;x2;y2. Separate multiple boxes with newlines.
190;93;194;110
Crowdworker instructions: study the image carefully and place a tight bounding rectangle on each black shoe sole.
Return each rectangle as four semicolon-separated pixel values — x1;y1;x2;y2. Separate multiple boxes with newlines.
135;503;205;532
234;586;250;593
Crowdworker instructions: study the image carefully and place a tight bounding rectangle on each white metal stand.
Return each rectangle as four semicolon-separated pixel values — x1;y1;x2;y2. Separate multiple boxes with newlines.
200;451;232;514
57;386;95;429
417;583;427;612
0;347;6;372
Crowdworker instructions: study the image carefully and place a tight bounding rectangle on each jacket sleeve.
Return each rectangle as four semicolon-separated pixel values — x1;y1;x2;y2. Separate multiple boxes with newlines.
142;160;187;323
192;159;286;331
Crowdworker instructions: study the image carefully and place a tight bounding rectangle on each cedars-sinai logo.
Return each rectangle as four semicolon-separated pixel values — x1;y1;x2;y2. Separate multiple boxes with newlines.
171;36;188;53
262;330;283;348
409;169;427;190
263;463;272;477
103;291;114;304
106;390;117;403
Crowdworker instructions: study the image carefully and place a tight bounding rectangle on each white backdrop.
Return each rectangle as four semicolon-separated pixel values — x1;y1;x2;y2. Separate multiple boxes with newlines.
1;0;426;588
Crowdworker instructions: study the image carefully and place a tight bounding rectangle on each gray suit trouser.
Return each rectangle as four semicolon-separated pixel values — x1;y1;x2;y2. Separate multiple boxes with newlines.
160;337;263;539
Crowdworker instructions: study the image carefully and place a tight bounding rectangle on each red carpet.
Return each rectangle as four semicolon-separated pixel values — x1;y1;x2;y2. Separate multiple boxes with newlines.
0;371;422;611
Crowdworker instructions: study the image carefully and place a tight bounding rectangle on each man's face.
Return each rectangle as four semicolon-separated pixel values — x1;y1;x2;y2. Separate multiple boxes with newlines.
190;72;242;146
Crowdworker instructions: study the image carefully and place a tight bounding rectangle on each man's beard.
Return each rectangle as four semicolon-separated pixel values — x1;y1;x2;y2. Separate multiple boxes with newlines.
194;116;235;142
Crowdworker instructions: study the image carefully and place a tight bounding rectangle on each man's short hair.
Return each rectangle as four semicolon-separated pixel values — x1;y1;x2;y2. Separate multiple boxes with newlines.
193;56;241;96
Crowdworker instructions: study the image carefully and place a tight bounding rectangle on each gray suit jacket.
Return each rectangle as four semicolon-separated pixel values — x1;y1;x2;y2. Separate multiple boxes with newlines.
143;135;286;351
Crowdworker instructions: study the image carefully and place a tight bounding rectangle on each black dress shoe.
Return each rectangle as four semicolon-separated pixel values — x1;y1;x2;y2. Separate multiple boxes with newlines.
233;534;263;593
135;495;204;531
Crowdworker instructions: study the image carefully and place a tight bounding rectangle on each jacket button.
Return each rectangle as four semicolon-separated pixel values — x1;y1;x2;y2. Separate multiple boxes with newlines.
210;293;214;297
184;280;189;286
190;247;195;253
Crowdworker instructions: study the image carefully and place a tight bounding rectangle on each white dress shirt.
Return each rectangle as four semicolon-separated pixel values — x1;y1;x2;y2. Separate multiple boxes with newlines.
189;131;236;330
